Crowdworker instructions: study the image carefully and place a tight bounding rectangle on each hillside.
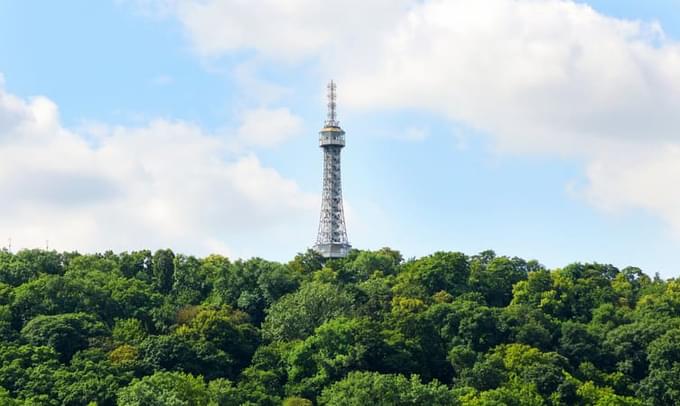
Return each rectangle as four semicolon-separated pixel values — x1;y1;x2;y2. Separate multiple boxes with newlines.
0;248;676;405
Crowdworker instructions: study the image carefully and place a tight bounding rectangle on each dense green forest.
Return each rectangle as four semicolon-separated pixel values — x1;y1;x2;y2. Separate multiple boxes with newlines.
0;247;677;405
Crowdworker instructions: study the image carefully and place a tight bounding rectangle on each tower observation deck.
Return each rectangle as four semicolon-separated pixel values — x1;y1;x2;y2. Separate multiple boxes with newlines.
313;81;351;258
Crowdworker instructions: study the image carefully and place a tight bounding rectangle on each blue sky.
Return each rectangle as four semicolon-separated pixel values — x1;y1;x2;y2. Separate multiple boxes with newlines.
1;0;680;276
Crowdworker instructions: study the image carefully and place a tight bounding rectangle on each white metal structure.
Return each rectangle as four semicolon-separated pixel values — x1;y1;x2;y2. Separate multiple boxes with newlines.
313;81;351;258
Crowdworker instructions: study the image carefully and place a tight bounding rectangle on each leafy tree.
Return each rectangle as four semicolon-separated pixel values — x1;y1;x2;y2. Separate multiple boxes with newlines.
137;333;233;379
109;344;140;369
213;258;300;324
577;381;644;406
339;248;403;283
0;343;61;401
635;279;680;319
20;313;109;362
589;303;631;336
424;298;504;352
0;387;21;405
112;318;148;345
0;283;13;306
319;371;457;405
107;276;163;326
118;250;152;280
0;306;16;341
288;250;324;274
66;254;119;275
638;328;680;405
0;248;675;404
14;249;64;276
501;304;555;351
53;349;132;406
172;254;209;305
558;321;603;369
0;250;38;286
382;296;441;379
11;274;113;326
612;267;650;307
512;264;621;322
603;318;680;381
394;251;470;299
136;308;256;380
459;378;544;406
468;254;534;307
262;281;353;341
152;249;175;294
286;317;388;399
283;397;313;406
117;371;210;406
511;268;553;308
240;341;298;401
460;344;570;402
175;306;259;376
209;377;281;406
353;273;395;320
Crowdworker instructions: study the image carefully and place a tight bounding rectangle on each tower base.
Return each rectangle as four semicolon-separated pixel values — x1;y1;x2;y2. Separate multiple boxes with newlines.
313;243;351;259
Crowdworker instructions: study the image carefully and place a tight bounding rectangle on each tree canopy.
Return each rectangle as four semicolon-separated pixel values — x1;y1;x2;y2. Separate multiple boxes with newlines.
0;247;674;404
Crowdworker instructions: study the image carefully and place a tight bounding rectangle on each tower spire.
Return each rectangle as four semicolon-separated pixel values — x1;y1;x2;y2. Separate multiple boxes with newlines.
325;80;338;127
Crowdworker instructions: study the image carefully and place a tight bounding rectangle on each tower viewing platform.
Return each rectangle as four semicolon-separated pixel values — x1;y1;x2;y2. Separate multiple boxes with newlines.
319;126;345;147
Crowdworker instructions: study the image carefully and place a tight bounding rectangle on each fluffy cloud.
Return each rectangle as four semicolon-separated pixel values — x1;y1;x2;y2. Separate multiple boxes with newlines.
146;0;680;236
236;107;302;147
339;1;680;153
171;0;412;61
582;142;680;235
0;81;317;257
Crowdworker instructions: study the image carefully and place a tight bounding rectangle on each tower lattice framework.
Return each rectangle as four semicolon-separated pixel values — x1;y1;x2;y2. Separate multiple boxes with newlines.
314;81;351;258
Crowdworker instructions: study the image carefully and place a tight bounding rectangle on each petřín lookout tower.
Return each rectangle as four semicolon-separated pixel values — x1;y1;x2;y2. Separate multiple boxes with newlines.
313;81;351;258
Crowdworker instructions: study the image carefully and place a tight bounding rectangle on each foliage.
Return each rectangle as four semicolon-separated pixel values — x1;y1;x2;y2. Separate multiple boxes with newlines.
117;371;210;406
261;281;353;341
0;248;676;404
213;258;300;324
318;371;457;405
20;313;109;362
285;317;388;398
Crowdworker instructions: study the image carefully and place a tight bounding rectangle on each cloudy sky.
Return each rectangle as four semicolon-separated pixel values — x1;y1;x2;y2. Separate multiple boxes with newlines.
1;0;680;276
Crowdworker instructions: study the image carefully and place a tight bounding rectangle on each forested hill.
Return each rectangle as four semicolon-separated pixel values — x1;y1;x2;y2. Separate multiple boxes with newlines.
0;248;677;405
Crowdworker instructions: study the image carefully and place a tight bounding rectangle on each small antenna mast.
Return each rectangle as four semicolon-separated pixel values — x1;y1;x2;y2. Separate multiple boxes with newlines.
325;80;338;127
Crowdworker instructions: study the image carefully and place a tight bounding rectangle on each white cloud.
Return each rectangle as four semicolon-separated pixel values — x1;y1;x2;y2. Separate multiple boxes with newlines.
339;1;680;154
0;81;317;257
142;0;680;237
236;107;302;148
582;142;680;235
170;0;412;61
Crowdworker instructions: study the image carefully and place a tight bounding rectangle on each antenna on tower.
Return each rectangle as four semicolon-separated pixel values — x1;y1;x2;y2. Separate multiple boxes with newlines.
325;80;339;127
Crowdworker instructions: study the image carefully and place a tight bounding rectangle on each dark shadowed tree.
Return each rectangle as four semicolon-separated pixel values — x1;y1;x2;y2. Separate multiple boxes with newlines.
152;249;175;294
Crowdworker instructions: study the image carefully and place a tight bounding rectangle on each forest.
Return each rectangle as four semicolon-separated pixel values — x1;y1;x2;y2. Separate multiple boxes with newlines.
0;247;677;405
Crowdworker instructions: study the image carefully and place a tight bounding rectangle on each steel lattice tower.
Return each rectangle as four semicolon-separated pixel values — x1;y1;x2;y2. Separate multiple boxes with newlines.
313;81;351;258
